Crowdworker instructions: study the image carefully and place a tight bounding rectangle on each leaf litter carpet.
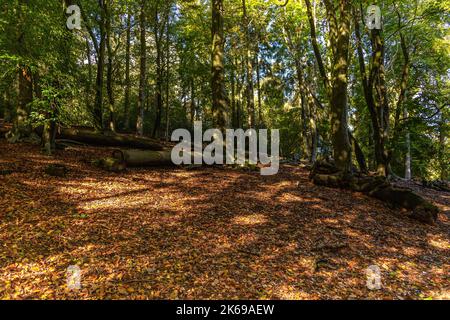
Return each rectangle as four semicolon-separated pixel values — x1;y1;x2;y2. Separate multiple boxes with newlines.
0;142;448;299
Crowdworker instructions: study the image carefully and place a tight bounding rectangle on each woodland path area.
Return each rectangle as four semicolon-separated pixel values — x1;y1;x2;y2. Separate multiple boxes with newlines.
0;142;449;300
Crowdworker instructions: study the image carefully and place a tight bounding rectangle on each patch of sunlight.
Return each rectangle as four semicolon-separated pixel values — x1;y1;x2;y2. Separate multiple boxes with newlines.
310;204;333;214
428;237;450;250
2;261;56;281
403;246;423;257
428;265;448;277
233;214;268;226
273;284;312;300
77;195;150;212
322;218;339;224
425;290;450;300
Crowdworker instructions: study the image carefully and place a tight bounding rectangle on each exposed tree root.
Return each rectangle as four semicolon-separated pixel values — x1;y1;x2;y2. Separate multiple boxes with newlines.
421;180;450;192
309;161;440;224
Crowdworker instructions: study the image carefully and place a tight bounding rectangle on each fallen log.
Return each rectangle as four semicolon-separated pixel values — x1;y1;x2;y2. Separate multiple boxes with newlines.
112;149;173;167
54;128;164;150
310;161;439;225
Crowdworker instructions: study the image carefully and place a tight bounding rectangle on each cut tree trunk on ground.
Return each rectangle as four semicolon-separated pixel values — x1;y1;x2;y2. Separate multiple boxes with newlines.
55;128;164;150
112;149;173;167
310;161;439;225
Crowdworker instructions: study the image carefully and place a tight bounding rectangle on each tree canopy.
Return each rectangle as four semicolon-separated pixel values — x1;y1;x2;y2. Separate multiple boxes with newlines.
0;0;448;179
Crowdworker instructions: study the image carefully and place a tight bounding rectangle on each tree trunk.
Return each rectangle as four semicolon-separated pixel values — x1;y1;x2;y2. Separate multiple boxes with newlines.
43;120;57;155
371;28;390;175
164;9;171;142
329;0;352;173
113;149;172;167
305;0;352;171
152;5;164;139
56;127;164;150
9;0;32;141
295;60;311;161
242;0;255;128
136;0;146;136
349;131;368;173
354;8;389;176
404;107;412;180
438;116;448;181
93;0;107;131
211;0;228;131
230;61;237;129
3;90;12;123
124;9;132;131
256;49;263;128
190;80;196;127
11;66;33;140
305;0;331;96
85;37;93;113
106;0;116;132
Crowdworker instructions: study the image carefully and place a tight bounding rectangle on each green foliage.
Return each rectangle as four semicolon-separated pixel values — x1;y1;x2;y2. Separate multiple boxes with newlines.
0;0;448;179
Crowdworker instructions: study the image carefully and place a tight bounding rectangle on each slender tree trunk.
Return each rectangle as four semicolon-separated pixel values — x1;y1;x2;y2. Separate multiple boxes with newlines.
354;7;389;176
211;0;228;131
190;79;195;127
404;106;412;180
231;62;237;128
294;60;311;161
85;37;93;112
310;117;318;163
93;0;106;131
3;90;12;122
12;66;33;139
370;28;390;176
124;9;131;131
438;116;448;181
308;65;319;163
136;0;146;136
237;57;246;129
10;0;32;140
164;8;171;141
394;32;411;133
152;6;164;138
42;98;57;155
368;122;375;170
236;56;246;129
400;34;412;180
242;0;255;128
256;48;263;128
283;19;315;162
305;0;331;97
106;0;115;132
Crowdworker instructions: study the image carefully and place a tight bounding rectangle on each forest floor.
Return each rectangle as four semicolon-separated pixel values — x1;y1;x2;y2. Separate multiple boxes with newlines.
0;141;449;300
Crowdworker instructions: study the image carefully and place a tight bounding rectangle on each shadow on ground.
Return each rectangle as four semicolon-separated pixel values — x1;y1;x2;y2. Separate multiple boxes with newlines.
0;142;449;299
